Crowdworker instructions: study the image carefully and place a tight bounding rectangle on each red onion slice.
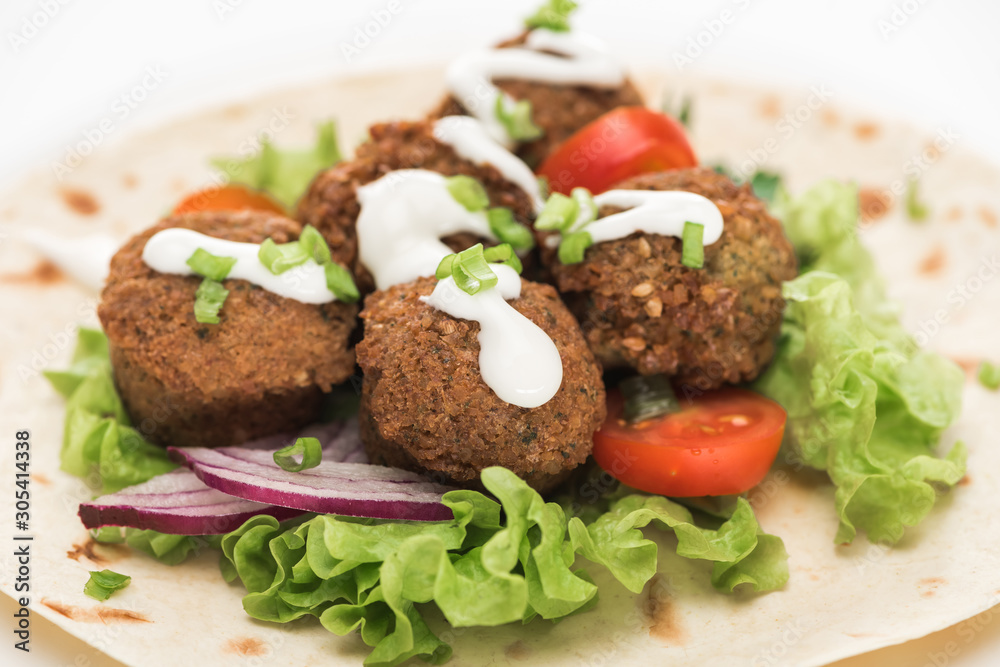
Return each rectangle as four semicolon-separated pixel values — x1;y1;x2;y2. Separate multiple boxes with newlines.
78;469;304;534
168;446;455;522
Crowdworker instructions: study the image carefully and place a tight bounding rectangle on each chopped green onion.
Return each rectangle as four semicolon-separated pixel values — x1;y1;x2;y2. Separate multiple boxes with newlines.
258;238;310;275
905;178;930;222
978;361;1000;391
487;207;535;250
299;224;332;265
524;0;578;32
495;96;543;142
84;569;131;601
536;192;579;231
749;171;783;205
537;175;551;201
193;278;229;324
435;254;456;280
89;527;125;544
185;248;236;282
681;221;705;269
273;437;323;472
451;244;498;295
483;243;524;274
570;187;598;230
621;374;680;424
558;230;593;264
324;262;359;303
446;175;490;212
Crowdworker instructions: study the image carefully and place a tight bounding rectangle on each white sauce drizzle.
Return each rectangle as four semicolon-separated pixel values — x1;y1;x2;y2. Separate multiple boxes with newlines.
446;29;625;146
421;264;562;408
142;228;336;304
432;116;545;212
21;229;119;291
586;190;724;246
356;169;498;290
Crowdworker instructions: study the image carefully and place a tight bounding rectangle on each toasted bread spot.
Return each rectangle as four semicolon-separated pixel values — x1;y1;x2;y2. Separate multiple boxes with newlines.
958;475;972;486
978;207;997;228
60;188;100;215
821;109;840;127
31;473;51;486
67;539;107;565
853;122;880;141
122;173;138;189
41;599;150;623
504;640;532;660
859;188;892;223
945;206;962;222
919;576;945;597
644;575;687;645
759;96;781;120
225;637;267;657
918;247;946;276
1;260;66;286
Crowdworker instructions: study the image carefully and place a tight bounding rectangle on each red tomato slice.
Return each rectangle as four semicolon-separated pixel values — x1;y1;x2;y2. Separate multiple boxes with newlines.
172;185;286;216
593;387;786;497
537;107;698;195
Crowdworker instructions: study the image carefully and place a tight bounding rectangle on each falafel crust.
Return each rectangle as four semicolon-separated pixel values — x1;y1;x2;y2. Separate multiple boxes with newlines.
545;167;797;390
297;119;536;292
428;31;645;168
98;210;358;449
356;276;606;493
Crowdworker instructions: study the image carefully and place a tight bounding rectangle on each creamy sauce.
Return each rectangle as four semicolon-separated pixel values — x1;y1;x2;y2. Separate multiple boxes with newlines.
446;28;625;146
21;229;119;291
421;264;562;408
586;190;724;245
142;228;336;304
432;116;545;212
356;169;498;290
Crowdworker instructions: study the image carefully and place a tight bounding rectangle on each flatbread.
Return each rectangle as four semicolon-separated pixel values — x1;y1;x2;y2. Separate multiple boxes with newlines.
1;65;998;667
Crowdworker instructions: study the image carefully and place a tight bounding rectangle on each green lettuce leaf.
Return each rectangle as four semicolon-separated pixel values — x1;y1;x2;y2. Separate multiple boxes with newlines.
211;120;342;209
757;181;965;544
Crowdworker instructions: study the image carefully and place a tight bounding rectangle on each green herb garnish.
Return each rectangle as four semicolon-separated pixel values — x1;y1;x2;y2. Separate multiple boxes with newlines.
621;374;680;423
681;221;705;268
487;207;535;250
749;171;783;204
435;243;515;295
273;437;323;472
536;192;579;231
193;278;229;324
483;243;523;274
186;248;236;282
446;175;490;212
299;224;332;265
494;96;543;142
905;178;930;222
524;0;578;32
258;238;310;275
324;262;360;304
84;569;131;601
979;361;1000;390
557;230;593;264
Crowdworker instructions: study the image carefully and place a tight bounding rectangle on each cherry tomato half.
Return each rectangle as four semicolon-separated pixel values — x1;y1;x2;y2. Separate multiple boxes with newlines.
172;184;285;216
593;387;786;497
537;107;698;196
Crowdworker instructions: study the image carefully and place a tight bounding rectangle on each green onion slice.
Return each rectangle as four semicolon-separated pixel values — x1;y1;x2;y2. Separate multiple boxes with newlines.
273;437;323;472
185;248;236;282
558;230;593;264
299;224;333;265
905;178;930;222
446;175;490;212
435;254;456;280
324;262;360;303
570;187;598;230
193;278;229;324
978;361;1000;390
84;569;132;601
258;238;310;275
495;96;543;142
621;374;680;424
524;0;578;32
483;243;524;274
536;192;579;232
452;244;499;295
487;207;535;250
681;221;705;269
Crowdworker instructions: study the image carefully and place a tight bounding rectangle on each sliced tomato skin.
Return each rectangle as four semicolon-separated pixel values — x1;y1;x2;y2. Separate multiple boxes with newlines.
537;107;698;196
172;185;286;216
593;388;786;498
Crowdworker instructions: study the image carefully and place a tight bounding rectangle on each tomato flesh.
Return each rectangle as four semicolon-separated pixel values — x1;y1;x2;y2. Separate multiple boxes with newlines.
538;107;698;195
593;388;786;497
172;185;285;216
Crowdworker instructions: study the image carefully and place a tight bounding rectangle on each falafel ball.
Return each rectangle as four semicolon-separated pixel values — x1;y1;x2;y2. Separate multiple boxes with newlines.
356;275;605;492
543;167;797;390
98;210;358;449
428;31;645;169
297;119;536;293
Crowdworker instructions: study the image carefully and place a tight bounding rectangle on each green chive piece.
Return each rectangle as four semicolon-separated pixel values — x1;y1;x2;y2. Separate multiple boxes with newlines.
435;255;457;280
621;374;680;424
537;175;551;201
681;221;705;269
452;244;498;295
978;361;1000;390
193;278;229;324
905;178;930;222
483;243;524;274
558;230;593;264
570;187;598;229
84;569;131;602
273;437;323;472
299;225;332;265
524;0;578;32
446;175;490;212
487;207;535;250
536;192;579;231
185;248;236;282
324;262;359;304
258;238;310;275
495;95;543;142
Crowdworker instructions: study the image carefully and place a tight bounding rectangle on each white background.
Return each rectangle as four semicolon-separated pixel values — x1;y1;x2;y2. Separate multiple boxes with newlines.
1;1;999;666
